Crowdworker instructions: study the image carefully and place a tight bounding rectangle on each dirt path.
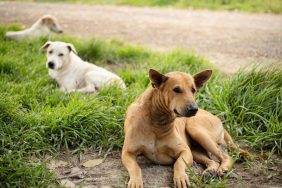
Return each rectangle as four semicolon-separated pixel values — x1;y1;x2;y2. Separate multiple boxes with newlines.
1;1;282;73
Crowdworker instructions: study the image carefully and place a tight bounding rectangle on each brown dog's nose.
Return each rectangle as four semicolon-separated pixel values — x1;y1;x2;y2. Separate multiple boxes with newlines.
185;104;198;117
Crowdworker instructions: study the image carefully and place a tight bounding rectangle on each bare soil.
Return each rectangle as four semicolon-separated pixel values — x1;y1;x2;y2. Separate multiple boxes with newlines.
45;150;282;188
0;1;282;73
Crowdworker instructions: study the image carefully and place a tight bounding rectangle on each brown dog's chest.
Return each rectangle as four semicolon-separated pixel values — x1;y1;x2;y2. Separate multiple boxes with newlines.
140;130;188;165
142;140;174;165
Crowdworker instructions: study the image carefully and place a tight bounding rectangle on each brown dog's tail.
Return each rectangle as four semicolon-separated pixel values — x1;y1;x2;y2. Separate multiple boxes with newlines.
224;129;250;158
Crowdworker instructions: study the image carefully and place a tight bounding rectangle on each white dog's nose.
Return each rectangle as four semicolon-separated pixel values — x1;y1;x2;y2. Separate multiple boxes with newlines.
48;61;55;69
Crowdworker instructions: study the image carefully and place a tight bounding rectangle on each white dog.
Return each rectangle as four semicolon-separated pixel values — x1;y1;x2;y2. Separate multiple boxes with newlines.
5;15;63;41
41;41;126;93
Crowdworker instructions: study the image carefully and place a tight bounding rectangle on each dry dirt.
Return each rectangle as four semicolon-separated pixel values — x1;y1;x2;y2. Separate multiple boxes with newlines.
2;2;282;187
45;150;282;188
0;1;282;73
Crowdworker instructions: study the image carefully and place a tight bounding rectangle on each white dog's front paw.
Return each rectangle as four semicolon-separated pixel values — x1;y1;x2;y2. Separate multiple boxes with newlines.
62;87;77;93
67;89;77;93
59;87;67;92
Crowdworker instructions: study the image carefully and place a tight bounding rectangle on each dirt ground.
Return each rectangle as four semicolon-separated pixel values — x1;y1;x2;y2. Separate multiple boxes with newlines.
45;150;282;188
0;1;282;73
2;2;282;187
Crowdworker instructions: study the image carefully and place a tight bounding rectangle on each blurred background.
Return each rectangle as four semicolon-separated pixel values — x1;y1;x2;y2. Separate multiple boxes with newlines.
1;0;281;72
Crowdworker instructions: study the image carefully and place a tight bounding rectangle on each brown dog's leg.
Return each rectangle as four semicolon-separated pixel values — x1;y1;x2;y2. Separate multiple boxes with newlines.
224;129;250;158
192;147;219;177
173;149;193;188
122;150;143;188
188;129;233;176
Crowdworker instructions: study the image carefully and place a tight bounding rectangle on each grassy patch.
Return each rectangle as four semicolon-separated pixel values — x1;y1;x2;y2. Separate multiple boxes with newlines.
202;67;282;153
0;24;281;186
31;0;282;14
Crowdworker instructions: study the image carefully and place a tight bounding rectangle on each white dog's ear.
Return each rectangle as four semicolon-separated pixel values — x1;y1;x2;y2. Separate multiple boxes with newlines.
41;41;51;51
41;16;54;25
193;70;212;89
66;43;77;54
149;69;168;88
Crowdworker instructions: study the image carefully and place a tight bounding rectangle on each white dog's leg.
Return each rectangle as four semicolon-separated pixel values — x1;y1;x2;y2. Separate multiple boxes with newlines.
5;31;24;41
60;87;67;93
75;85;96;93
69;79;96;93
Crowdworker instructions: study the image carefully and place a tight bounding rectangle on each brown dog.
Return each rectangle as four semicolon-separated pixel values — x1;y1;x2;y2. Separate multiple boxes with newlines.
122;69;247;188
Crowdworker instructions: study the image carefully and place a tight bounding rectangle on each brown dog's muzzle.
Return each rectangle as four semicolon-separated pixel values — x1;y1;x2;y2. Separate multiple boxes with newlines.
185;104;198;117
175;103;198;117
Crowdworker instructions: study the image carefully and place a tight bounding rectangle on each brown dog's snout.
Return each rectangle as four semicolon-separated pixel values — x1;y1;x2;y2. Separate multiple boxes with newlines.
184;103;198;117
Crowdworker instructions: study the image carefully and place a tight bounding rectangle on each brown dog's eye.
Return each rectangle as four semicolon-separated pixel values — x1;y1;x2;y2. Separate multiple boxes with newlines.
48;50;53;54
192;87;196;94
58;53;64;57
173;87;182;93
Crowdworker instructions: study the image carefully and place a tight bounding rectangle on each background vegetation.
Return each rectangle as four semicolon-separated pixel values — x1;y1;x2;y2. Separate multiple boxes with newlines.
0;24;281;187
29;0;282;14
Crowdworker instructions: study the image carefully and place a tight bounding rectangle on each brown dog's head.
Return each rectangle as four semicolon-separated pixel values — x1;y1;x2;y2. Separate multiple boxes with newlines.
149;69;212;118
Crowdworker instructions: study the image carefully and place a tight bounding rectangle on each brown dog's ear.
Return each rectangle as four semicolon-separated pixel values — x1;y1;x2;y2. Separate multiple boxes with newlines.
193;70;212;89
40;41;51;51
149;69;168;88
66;43;77;54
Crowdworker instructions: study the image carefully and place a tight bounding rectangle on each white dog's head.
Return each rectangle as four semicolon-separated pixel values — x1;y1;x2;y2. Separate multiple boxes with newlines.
41;41;77;70
39;15;63;34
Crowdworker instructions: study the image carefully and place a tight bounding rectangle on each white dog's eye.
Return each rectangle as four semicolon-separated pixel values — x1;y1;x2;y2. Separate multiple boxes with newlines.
58;53;64;57
49;50;53;54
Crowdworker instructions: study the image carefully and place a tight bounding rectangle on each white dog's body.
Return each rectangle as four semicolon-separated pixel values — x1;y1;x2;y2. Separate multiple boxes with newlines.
42;41;126;93
5;15;63;41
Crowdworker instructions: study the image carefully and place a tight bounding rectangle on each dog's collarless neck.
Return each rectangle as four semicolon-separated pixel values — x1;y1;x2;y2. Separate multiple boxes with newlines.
148;89;175;127
150;122;174;137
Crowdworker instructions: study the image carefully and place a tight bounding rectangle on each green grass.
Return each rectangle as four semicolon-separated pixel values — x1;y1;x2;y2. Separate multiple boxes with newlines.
201;68;282;153
0;24;281;187
30;0;282;14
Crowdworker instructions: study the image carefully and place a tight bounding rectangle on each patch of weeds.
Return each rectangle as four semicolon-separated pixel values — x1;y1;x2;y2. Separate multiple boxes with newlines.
201;66;282;154
185;167;227;188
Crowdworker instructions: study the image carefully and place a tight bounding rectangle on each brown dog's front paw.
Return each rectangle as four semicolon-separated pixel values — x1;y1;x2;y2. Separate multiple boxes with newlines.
127;178;143;188
174;174;189;188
